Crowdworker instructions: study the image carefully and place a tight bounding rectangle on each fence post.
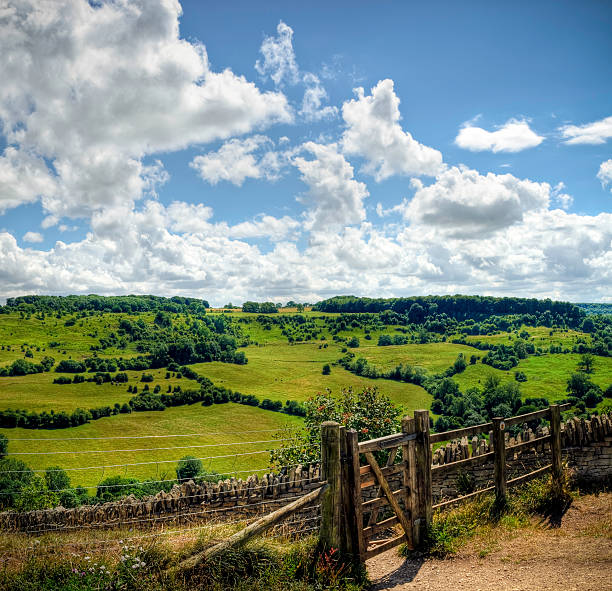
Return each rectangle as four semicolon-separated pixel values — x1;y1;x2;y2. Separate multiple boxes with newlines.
413;409;432;545
492;417;507;502
345;428;366;563
320;421;343;552
549;404;562;486
401;416;416;549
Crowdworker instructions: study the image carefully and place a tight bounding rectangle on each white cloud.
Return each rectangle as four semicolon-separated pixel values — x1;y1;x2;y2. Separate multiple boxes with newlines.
190;136;284;186
0;147;56;212
300;73;338;121
402;165;550;237
22;231;43;243
455;118;544;153
551;182;573;210
341;79;444;180
255;21;337;121
559;116;612;145
597;159;612;191
229;215;301;241
293;142;369;231
0;0;291;218
255;20;299;86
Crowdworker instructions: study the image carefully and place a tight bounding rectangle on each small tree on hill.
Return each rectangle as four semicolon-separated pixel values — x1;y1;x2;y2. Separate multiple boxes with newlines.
176;456;203;481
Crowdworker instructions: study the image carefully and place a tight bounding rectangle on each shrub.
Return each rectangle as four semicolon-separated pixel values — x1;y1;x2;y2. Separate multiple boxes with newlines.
176;455;203;481
322;364;331;375
14;476;58;511
44;466;70;492
0;434;7;459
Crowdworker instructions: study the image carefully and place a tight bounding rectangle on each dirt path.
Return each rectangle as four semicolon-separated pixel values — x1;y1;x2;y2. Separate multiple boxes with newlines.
367;493;612;591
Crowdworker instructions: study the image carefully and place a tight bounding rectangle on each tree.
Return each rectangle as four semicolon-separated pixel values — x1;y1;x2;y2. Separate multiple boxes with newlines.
45;466;70;492
14;476;58;511
408;303;425;324
176;456;203;481
453;353;467;374
322;364;331;375
577;353;595;374
347;336;360;348
567;372;597;399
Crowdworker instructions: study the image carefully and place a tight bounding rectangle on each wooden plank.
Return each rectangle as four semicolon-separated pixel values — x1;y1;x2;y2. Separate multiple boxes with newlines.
430;421;493;444
364;534;406;560
505;434;550;455
432;485;495;511
171;483;329;572
358;432;417;453
504;408;551;426
363;515;400;539
361;464;404;488
413;410;432;545
362;489;403;511
492;417;507;500
431;451;495;474
507;464;552;488
364;451;413;542
346;429;366;563
367;447;398;526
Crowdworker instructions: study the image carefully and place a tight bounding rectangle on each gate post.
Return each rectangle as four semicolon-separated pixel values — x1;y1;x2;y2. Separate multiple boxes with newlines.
345;428;366;563
549;404;562;487
492;417;507;502
413;409;432;545
320;421;343;551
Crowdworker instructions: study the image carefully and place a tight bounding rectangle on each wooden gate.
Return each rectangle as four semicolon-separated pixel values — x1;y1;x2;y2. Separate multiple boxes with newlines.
340;410;432;562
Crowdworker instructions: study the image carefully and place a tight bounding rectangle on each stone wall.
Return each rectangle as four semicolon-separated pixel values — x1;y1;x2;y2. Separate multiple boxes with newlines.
1;413;610;533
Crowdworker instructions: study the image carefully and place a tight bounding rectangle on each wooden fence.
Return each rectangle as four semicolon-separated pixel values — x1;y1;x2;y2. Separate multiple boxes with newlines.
174;403;571;571
318;403;570;564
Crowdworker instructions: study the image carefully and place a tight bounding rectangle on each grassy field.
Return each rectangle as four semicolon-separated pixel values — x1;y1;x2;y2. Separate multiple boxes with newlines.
355;342;478;373
461;325;592;349
0;367;198;412
1;403;302;487
452;353;612;402
191;342;431;409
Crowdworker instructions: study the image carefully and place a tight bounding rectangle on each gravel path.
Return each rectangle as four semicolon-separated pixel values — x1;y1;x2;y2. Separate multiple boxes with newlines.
366;493;612;591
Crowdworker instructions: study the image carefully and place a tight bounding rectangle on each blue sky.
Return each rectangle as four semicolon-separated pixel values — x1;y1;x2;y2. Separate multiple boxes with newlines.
0;0;610;304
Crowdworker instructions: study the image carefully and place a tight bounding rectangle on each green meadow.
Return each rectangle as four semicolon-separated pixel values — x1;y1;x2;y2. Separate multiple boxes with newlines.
0;403;301;487
1;305;610;495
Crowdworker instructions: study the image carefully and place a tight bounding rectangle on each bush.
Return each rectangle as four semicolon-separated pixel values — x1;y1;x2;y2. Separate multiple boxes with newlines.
0;458;33;508
45;466;70;492
14;476;58;511
176;455;203;481
322;364;331;375
97;475;144;502
0;434;7;459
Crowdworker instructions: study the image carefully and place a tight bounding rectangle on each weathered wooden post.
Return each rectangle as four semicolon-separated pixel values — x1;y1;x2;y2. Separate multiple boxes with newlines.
320;421;343;551
492;417;507;501
345;428;366;562
402;416;416;549
549;404;562;486
412;410;432;545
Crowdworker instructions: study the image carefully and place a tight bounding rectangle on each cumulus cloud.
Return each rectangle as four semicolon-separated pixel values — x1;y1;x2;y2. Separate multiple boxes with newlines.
0;0;291;217
0;148;56;212
22;231;43;243
455;118;544;152
401;166;551;237
300;73;338;121
597;159;612;191
229;215;301;241
341;79;444;180
255;20;300;86
559;116;612;145
293;142;369;231
190;136;284;186
255;21;337;121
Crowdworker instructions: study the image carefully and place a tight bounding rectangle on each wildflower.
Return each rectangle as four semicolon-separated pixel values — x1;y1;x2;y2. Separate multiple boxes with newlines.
361;427;369;434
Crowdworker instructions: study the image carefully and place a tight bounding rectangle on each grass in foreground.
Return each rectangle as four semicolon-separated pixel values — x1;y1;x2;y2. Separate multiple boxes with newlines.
0;523;366;591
